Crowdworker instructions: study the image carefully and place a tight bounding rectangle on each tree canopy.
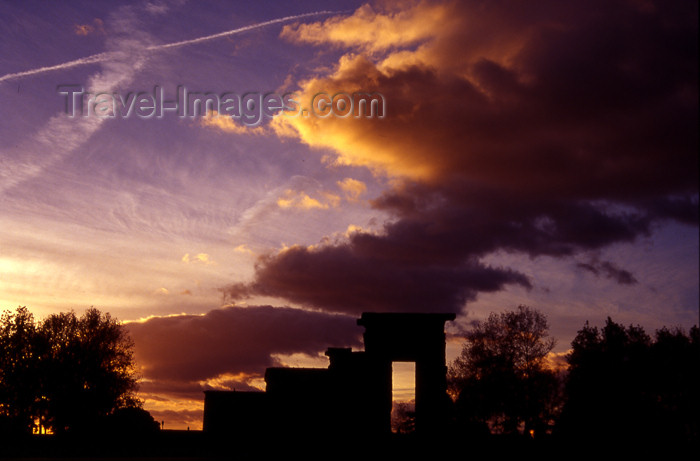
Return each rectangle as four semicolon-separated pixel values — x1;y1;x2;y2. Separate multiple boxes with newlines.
448;305;560;436
557;318;699;443
0;306;141;435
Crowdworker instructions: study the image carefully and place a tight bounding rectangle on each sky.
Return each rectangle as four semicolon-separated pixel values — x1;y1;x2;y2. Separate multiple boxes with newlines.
1;0;697;430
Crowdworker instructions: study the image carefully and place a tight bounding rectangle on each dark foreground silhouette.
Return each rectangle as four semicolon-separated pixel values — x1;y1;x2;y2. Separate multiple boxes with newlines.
204;313;456;439
3;426;693;460
2;310;697;459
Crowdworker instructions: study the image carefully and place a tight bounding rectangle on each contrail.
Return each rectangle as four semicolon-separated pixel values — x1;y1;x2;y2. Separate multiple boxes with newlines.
150;10;340;50
0;10;340;84
0;52;115;83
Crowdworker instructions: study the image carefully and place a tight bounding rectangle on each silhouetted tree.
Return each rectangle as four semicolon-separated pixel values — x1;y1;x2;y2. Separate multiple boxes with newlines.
103;407;160;435
557;318;699;444
448;305;560;437
650;325;700;441
0;306;141;435
0;307;42;434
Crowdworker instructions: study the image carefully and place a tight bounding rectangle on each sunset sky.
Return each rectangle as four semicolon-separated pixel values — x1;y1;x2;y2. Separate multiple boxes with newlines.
1;0;697;429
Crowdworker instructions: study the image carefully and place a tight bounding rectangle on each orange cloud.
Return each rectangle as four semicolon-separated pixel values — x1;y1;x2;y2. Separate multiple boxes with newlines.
74;18;104;36
273;2;480;183
182;253;215;265
338;178;367;201
269;54;453;182
280;1;449;53
74;24;94;36
200;111;266;135
231;0;698;315
276;189;340;210
234;244;254;255
273;0;698;197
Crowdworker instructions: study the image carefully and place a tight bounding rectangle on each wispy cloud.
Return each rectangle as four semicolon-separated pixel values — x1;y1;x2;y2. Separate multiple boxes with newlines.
0;5;149;194
199;111;266;135
0;10;344;84
182;253;215;265
0;9;348;194
74;18;105;36
277;189;340;210
576;255;639;285
337;178;367;202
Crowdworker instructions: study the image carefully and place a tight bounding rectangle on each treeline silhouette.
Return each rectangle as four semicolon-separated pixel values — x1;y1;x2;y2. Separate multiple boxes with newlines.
447;306;699;449
1;305;698;457
557;318;699;444
0;307;158;440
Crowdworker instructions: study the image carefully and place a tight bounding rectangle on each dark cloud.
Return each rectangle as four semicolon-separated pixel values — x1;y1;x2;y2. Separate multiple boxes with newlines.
233;0;697;316
576;257;639;286
225;186;652;313
225;244;530;314
127;305;362;398
644;195;700;225
368;185;653;259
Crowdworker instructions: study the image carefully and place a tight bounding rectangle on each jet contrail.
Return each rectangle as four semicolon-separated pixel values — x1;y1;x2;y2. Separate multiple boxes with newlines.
0;52;115;84
0;10;341;84
150;10;341;51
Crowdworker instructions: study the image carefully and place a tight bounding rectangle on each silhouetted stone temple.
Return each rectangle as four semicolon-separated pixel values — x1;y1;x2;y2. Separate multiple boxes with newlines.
203;312;455;437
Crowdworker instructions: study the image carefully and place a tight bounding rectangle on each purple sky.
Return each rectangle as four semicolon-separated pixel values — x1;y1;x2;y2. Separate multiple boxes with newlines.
1;0;697;429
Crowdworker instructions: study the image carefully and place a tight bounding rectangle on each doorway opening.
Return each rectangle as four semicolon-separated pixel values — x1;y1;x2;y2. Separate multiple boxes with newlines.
391;361;416;433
